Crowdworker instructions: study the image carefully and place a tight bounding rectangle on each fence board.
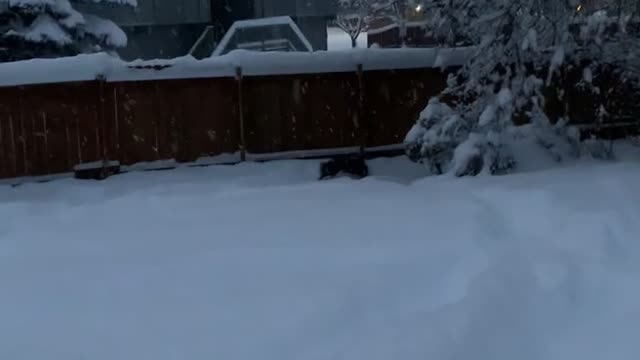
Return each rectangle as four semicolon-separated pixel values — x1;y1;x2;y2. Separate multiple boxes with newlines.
364;68;449;148
171;78;239;161
113;81;160;165
15;83;97;176
0;88;19;178
243;72;360;154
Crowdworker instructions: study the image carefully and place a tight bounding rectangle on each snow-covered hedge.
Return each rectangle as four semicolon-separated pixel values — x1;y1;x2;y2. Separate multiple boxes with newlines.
405;1;640;177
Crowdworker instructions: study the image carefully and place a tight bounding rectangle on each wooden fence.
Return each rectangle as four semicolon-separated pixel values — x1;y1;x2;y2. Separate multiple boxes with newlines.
1;51;637;182
0;66;449;181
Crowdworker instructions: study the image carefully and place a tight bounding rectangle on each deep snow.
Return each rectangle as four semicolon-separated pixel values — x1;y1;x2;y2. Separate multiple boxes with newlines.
0;46;472;86
1;154;640;360
328;27;368;50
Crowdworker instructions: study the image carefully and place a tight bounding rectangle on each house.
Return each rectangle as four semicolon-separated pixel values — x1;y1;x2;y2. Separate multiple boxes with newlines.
253;0;336;50
212;0;336;51
82;0;336;60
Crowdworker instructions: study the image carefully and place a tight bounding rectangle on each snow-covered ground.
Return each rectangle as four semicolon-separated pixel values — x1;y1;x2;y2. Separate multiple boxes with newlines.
328;27;368;50
2;152;640;360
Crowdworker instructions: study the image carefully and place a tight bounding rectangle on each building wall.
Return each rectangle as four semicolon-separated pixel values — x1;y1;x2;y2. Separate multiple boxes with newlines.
89;0;336;59
254;0;335;17
210;0;254;29
118;24;210;60
251;0;336;50
294;16;329;51
81;0;211;26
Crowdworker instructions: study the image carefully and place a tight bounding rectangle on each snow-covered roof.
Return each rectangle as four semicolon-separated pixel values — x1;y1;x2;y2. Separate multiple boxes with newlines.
0;47;474;87
212;16;314;56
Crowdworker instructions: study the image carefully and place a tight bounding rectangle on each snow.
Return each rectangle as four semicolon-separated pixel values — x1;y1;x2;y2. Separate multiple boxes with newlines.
451;133;483;173
0;47;474;87
5;0;137;7
84;14;127;47
547;45;566;84
212;16;314;56
73;160;120;171
4;0;80;22
0;53;116;86
550;46;565;69
367;23;399;36
477;88;513;127
2;152;640;359
479;104;497;126
327;26;368;50
583;67;593;84
497;87;513;107
405;97;456;144
58;6;84;28
521;29;538;51
7;13;72;45
1;0;132;47
367;21;429;36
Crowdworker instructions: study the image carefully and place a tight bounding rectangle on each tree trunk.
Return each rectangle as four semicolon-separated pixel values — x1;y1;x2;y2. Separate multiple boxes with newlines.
351;37;358;48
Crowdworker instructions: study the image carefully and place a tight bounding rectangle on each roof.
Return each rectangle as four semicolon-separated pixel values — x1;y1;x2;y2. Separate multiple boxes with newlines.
212;16;314;56
76;0;211;27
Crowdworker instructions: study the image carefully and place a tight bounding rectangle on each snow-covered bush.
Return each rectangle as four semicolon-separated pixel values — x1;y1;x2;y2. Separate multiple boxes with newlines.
0;0;135;61
406;0;640;176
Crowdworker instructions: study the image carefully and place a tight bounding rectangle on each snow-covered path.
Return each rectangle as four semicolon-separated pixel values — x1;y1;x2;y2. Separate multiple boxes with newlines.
1;157;640;360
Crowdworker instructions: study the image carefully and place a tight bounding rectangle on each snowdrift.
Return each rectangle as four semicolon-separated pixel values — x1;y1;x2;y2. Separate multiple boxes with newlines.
0;47;473;87
1;156;640;359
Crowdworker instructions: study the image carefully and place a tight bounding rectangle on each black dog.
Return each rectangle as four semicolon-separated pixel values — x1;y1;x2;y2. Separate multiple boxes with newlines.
319;156;369;180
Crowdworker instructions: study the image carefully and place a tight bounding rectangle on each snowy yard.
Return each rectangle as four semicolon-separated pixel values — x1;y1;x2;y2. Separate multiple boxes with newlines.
2;153;640;359
328;27;368;50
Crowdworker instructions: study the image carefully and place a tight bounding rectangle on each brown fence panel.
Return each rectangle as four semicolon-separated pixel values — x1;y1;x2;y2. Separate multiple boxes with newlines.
161;78;239;162
364;68;449;148
242;72;360;154
0;82;102;178
0;88;20;178
18;87;47;176
26;82;103;175
111;77;239;166
112;81;160;165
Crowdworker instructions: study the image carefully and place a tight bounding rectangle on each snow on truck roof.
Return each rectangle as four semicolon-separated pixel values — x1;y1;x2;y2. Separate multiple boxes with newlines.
0;47;474;87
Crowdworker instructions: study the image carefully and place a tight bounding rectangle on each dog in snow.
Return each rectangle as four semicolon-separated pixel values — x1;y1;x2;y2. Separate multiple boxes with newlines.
319;156;369;180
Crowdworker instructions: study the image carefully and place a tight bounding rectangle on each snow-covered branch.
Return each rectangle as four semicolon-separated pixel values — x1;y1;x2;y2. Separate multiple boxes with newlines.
0;0;134;62
406;0;640;176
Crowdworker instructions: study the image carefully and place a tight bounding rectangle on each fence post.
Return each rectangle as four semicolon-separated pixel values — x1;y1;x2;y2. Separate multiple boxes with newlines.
95;74;112;178
235;66;247;162
357;63;366;156
96;75;106;162
17;86;27;176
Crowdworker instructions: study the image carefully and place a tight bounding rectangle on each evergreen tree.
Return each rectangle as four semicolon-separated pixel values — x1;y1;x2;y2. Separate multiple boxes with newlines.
0;0;135;62
406;0;640;176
